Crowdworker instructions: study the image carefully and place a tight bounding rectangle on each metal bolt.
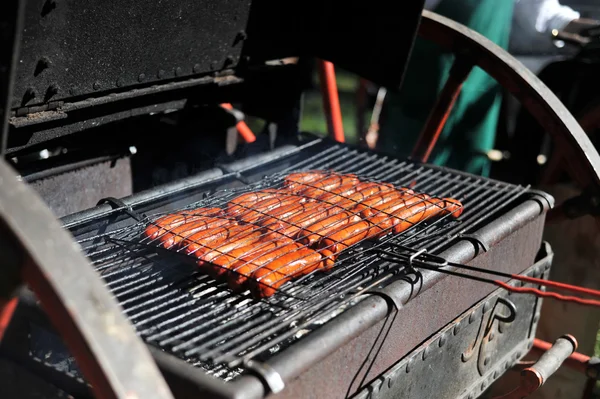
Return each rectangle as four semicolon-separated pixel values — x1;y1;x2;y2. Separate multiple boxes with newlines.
483;301;491;314
422;347;428;360
504;362;510;370
453;323;461;336
484;356;490;366
138;73;146;82
116;77;125;87
388;378;393;388
438;334;446;348
157;69;166;78
193;64;201;73
493;370;499;379
93;81;101;90
481;382;487;391
175;67;182;76
405;359;412;373
468;311;477;324
515;352;522;360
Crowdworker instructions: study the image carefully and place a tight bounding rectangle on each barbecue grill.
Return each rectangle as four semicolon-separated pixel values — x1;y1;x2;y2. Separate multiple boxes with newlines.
1;1;600;399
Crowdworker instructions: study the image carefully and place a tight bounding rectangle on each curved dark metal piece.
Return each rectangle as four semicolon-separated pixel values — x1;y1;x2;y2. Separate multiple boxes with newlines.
418;11;600;191
0;159;173;399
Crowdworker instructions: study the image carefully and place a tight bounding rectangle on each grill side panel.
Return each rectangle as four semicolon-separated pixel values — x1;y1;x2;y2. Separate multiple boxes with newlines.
231;206;547;398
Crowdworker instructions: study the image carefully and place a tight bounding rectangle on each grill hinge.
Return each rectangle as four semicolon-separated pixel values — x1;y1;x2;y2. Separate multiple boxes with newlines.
243;359;285;395
14;101;64;117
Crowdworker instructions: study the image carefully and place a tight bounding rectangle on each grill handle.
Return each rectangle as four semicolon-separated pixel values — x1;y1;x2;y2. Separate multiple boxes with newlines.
492;335;577;399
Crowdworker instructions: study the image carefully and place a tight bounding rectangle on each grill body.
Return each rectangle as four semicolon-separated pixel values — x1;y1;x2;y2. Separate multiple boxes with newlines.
0;137;553;399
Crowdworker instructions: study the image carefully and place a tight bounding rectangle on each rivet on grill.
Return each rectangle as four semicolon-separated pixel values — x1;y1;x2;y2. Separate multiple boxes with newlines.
504;361;510;370
175;67;183;76
515;352;522;360
453;323;461;336
422;348;428;360
489;332;495;342
387;378;393;388
35;57;52;76
483;301;491;314
438;334;446;347
533;314;540;323
116;77;125;87
93;81;101;90
527;341;533;350
468;311;477;324
493;370;499;379
481;382;487;391
69;87;78;96
193;64;201;73
468;393;475;399
484;356;490;366
23;87;36;103
138;73;146;82
224;55;235;66
158;69;166;78
405;359;413;373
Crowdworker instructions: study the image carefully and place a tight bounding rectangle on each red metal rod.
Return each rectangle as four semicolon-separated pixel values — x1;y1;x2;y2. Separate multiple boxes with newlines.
220;103;257;143
411;58;473;162
0;298;18;342
495;280;600;308
317;60;345;143
532;338;590;374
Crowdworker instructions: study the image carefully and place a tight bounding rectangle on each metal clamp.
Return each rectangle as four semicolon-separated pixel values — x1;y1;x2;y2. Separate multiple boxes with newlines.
96;197;144;222
243;359;285;395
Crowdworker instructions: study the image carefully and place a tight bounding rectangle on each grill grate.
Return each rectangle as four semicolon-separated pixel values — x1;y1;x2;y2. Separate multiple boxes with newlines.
73;143;529;378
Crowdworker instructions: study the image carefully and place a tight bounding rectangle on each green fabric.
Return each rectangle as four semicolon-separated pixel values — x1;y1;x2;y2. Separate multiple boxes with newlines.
378;0;514;176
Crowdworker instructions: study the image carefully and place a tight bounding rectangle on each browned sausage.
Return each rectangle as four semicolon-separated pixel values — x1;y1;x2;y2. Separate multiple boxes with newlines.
351;188;414;217
199;228;268;266
314;183;359;205
257;202;323;228
226;189;283;216
376;197;463;235
298;174;359;198
296;211;362;246
333;182;396;209
317;219;377;255
283;171;327;192
182;225;256;256
144;207;222;239
236;195;307;224
249;248;324;298
160;217;233;249
227;243;305;290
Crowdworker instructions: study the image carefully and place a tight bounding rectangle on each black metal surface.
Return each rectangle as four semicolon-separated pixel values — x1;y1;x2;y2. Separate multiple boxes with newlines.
12;0;251;110
52;137;550;398
352;247;551;399
0;0;24;154
0;158;173;399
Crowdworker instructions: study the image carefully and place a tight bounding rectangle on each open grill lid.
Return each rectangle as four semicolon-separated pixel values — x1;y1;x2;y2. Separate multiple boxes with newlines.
1;0;425;154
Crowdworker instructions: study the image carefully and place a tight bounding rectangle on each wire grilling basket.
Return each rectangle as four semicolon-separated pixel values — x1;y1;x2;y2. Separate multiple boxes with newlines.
75;146;530;377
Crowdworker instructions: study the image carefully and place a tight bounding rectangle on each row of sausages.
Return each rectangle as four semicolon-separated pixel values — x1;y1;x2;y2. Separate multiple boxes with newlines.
143;171;463;298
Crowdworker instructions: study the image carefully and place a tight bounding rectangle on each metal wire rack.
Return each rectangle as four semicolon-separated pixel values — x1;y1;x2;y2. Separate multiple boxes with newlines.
73;144;529;379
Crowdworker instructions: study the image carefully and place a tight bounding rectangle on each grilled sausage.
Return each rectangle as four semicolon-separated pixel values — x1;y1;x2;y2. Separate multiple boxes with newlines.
182;225;257;256
236;195;307;224
317;219;378;255
160;217;233;249
249;249;324;298
333;182;396;209
227;243;305;290
362;193;429;231
283;171;327;192
314;183;359;205
258;202;323;228
226;189;283;216
207;238;293;279
351;188;413;217
144;207;222;239
296;211;361;246
374;197;463;235
199;229;268;266
298;174;359;198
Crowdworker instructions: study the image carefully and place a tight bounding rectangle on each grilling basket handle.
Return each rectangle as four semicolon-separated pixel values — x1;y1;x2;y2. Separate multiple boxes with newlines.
491;335;577;399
